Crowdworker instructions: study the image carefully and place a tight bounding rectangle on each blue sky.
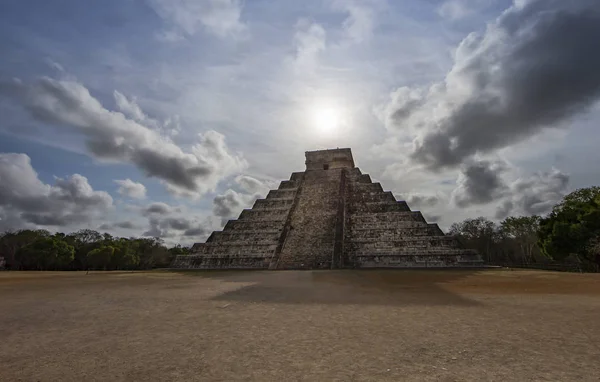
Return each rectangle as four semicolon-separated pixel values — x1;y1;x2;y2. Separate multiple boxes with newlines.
1;0;599;245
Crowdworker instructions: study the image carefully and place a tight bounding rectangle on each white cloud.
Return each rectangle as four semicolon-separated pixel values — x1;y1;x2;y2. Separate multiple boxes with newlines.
212;175;271;224
437;0;475;21
1;77;247;198
139;201;218;244
148;0;246;40
113;90;146;122
332;0;383;43
292;20;326;74
114;178;147;199
0;153;113;229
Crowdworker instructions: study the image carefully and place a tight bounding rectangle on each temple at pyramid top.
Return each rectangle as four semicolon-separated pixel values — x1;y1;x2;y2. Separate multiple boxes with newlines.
172;148;483;270
305;148;355;170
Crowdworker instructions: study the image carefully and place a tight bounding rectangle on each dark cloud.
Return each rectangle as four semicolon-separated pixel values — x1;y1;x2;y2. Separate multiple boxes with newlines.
423;214;441;223
406;193;440;208
496;168;569;218
452;160;507;207
212;175;270;223
183;227;208;237
384;0;600;169
494;200;514;220
141;213;213;240
0;153;113;228
98;221;137;230
116;221;137;229
213;190;244;218
143;202;176;216
164;217;192;231
0;77;246;196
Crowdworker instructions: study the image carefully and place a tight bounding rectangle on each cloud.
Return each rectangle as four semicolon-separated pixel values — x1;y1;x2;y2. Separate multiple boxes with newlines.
496;168;569;218
0;77;247;197
382;0;600;169
114;179;147;199
212;175;270;223
142;202;179;216
452;160;507;207
99;221;138;230
437;0;492;21
148;0;245;39
332;0;381;43
406;193;440;208
113;91;146;122
292;20;326;73
142;215;211;239
0;153;112;229
137;201;213;241
424;214;442;223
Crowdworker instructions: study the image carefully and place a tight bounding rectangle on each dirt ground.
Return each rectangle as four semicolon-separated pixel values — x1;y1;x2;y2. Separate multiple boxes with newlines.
1;269;599;382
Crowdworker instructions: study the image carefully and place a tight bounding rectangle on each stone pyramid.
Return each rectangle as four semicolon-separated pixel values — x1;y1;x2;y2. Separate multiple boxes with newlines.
172;148;483;269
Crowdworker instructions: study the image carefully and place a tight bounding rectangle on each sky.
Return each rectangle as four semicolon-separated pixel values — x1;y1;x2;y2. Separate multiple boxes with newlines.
1;0;599;245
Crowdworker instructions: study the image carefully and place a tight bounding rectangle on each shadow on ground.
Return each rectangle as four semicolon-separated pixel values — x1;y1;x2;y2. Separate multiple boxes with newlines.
173;269;484;307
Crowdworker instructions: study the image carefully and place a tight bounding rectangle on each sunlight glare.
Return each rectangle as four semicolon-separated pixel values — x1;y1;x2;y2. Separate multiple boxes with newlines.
312;107;340;135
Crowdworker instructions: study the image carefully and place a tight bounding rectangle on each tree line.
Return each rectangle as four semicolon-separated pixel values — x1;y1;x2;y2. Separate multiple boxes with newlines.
449;186;600;272
1;187;598;272
0;229;190;271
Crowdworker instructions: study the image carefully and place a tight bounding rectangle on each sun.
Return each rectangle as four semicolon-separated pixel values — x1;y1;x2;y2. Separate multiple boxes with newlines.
312;106;341;134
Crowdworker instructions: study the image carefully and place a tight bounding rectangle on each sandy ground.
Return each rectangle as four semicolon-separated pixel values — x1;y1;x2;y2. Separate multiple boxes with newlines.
1;269;599;381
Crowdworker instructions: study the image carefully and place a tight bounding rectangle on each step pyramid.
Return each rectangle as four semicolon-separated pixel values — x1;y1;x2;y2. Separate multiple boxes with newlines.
171;148;483;269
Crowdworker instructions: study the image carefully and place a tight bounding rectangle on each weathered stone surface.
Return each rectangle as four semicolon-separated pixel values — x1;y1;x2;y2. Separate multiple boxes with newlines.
172;148;483;269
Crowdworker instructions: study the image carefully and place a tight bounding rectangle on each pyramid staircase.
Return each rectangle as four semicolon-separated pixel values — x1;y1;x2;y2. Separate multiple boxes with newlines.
171;149;483;269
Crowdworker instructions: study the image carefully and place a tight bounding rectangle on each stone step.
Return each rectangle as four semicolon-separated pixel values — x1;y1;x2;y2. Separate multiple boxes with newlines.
238;208;289;221
349;221;431;230
353;248;478;256
290;172;304;182
266;189;297;199
348;236;460;248
352;182;384;193
349;201;413;213
347;228;445;239
207;230;281;243
350;211;426;223
252;198;294;209
350;191;396;203
345;168;363;178
278;180;299;189
223;220;285;231
194;243;277;255
356;174;372;183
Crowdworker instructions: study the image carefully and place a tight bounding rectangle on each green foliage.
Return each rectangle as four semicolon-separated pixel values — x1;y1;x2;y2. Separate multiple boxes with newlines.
86;246;115;270
449;217;500;262
168;244;190;257
538;187;600;270
16;235;75;270
0;228;188;271
500;216;541;263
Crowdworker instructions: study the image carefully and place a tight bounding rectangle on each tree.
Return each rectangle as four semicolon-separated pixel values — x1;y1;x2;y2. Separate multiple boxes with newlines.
110;239;140;270
67;229;103;270
86;246;115;270
16;236;75;270
0;230;51;269
449;217;499;262
538;187;600;271
500;216;541;264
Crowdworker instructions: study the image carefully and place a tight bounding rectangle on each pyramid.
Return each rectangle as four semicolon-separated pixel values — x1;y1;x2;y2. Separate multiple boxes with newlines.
172;148;483;269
